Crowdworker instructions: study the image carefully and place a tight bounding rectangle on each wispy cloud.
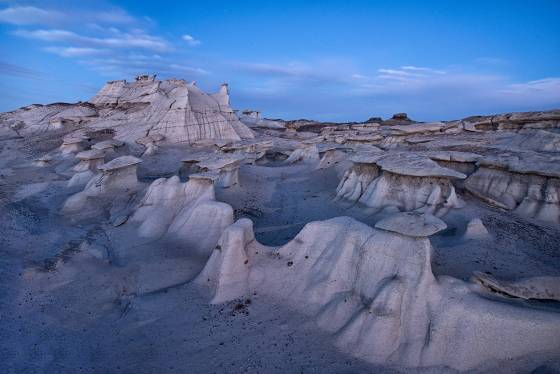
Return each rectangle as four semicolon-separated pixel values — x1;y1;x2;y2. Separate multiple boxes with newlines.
44;46;107;57
14;28;172;52
1;4;209;80
0;6;62;25
0;5;135;26
182;34;201;46
229;60;560;120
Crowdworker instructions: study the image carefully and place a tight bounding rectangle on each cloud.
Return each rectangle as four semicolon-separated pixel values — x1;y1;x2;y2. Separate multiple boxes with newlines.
499;78;560;103
80;55;208;78
0;6;62;25
44;46;107;57
0;5;135;26
182;34;201;46
230;60;560;121
377;66;445;81
14;28;172;52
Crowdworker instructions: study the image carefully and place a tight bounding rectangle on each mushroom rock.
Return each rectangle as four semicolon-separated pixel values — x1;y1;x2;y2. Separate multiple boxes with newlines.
284;144;320;164
72;149;106;172
67;149;106;188
179;154;206;177
89;78;254;144
461;217;491;240
91;139;125;151
197;155;244;188
197;215;560;370
336;152;466;216
59;136;86;154
129;174;233;256
180;153;243;188
473;272;560;302
63;155;142;214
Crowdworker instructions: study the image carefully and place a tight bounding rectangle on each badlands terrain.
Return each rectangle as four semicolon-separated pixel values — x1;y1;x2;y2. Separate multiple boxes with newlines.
1;74;560;373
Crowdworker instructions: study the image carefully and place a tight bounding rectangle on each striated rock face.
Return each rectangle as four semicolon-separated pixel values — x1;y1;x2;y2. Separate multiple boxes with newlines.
464;161;560;223
89;78;254;143
0;76;254;144
336;152;465;216
196;215;560;371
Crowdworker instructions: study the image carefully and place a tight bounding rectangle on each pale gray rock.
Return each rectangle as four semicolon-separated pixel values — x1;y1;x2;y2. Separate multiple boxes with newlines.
197;216;560;371
474;272;560;301
462;218;491;240
374;212;447;237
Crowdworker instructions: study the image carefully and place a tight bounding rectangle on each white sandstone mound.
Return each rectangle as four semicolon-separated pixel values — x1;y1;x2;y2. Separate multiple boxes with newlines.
63;155;142;215
129;175;233;256
196;214;560;371
284;144;320;164
337;152;465;216
90;77;254;143
473;272;560;301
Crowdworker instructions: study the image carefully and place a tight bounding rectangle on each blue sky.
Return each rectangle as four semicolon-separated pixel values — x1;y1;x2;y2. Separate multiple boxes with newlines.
1;0;559;121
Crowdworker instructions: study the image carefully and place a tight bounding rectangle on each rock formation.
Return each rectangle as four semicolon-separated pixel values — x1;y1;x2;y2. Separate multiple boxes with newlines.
89;78;254;143
336;152;465;216
2;74;560;373
196;214;560;370
0;76;254;145
129;175;233;255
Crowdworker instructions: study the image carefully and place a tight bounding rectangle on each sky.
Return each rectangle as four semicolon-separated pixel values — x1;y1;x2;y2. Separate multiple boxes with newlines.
0;0;559;121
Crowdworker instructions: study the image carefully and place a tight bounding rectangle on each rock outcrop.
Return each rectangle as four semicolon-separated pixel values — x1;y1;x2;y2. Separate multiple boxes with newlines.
336;152;465;216
197;214;560;370
0;76;254;145
90;78;254;143
129;175;233;255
